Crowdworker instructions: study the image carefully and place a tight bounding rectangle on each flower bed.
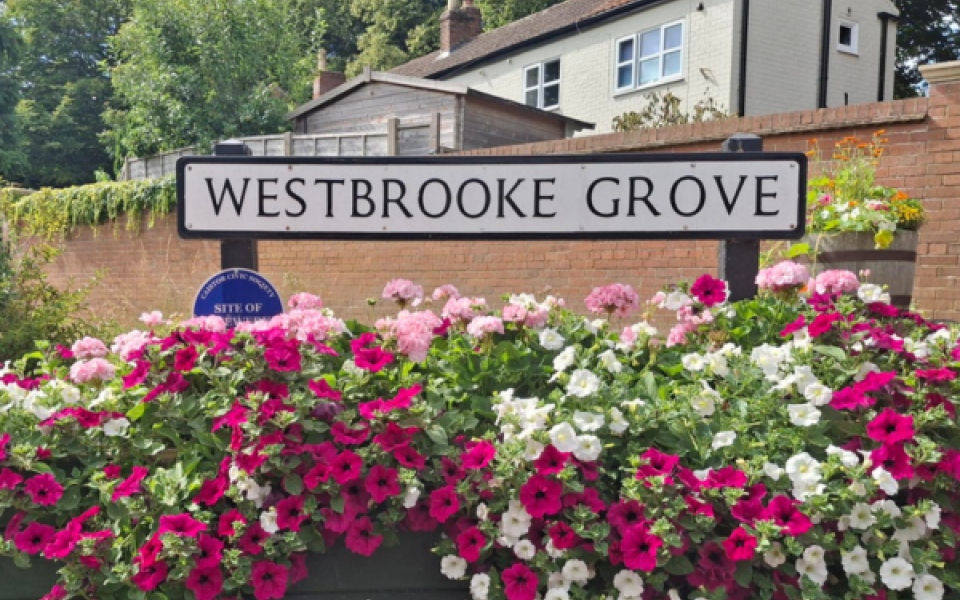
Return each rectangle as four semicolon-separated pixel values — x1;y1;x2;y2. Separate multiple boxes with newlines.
1;271;958;600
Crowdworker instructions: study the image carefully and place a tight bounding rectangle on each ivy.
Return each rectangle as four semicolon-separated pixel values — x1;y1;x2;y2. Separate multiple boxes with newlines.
0;176;176;241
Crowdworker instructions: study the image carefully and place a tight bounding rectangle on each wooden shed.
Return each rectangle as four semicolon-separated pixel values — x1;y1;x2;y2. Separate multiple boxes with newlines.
286;68;593;156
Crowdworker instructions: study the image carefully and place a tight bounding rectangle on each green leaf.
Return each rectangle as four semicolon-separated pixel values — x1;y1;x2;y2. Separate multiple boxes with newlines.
813;345;846;362
643;371;657;400
426;425;448;446
664;555;694;575
330;495;345;514
786;243;811;258
126;402;146;422
283;473;303;496
734;561;754;587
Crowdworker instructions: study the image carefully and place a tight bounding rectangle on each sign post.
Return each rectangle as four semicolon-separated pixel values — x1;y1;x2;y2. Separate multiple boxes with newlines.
719;133;764;301
213;140;259;271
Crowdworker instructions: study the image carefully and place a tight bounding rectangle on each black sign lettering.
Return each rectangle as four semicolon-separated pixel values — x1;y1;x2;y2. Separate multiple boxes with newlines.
285;178;306;218
533;178;557;218
257;178;280;217
419;179;452;218
670;176;706;217
497;179;527;218
628;177;659;217
352;180;375;218
314;179;345;218
714;175;748;215
755;175;780;216
206;178;250;216
382;179;412;218
586;177;619;217
457;179;492;219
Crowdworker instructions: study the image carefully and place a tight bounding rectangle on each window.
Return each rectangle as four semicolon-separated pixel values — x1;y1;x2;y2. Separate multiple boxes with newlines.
837;19;859;54
523;59;561;110
614;20;684;93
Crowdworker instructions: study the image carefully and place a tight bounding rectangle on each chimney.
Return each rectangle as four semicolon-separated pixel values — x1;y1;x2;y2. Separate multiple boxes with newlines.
313;49;347;99
441;0;482;54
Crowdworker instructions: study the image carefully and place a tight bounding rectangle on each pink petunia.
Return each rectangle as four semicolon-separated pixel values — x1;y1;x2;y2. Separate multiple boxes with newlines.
238;524;269;555
331;450;364;484
218;510;247;537
264;341;302;372
112;466;149;501
722;527;757;561
867;408;915;444
0;468;22;490
157;513;208;537
502;562;539;600
195;534;224;568
186;566;223;600
621;526;662;572
533;445;569;475
364;465;401;504
131;559;168;591
23;474;64;506
608;499;647;533
14;522;55;555
457;526;486;562
461;441;495;470
345;517;383;556
518;475;563;518
690;275;728;307
309;379;342;401
428;486;460;523
250;561;289;600
275;495;308;532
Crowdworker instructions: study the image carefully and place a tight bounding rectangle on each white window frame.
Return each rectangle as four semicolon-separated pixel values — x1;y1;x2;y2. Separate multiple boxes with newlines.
522;58;561;110
837;19;859;55
613;19;685;96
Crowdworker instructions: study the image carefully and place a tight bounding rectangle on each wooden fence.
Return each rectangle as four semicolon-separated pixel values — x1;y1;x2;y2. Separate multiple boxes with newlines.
122;119;438;181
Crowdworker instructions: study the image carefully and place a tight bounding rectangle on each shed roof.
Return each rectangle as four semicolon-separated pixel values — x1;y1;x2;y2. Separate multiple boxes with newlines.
390;0;659;79
285;68;594;130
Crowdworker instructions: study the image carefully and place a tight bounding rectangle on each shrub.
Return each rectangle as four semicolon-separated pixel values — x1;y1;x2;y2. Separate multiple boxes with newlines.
613;92;734;133
0;274;958;600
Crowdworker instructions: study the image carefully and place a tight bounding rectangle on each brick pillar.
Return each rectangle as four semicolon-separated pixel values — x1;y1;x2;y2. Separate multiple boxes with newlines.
440;0;482;53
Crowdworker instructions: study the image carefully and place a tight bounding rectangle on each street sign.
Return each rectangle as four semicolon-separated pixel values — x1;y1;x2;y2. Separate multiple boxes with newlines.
193;269;284;328
176;154;807;241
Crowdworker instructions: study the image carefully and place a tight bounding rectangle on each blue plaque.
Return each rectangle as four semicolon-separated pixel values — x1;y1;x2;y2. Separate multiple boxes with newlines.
193;269;284;328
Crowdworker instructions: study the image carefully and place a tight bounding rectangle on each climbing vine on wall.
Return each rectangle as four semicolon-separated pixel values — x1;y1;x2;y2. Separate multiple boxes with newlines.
0;176;176;241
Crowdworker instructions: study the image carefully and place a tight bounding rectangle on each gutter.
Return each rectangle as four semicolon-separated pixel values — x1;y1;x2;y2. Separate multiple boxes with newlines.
426;0;672;80
877;11;898;102
737;0;750;117
818;0;832;108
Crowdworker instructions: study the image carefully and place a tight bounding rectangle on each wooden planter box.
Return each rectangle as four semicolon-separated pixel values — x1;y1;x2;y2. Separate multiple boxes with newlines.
0;533;467;600
801;231;919;309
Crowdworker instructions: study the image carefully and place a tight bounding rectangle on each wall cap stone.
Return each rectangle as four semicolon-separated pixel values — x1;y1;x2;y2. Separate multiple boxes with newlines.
920;61;960;85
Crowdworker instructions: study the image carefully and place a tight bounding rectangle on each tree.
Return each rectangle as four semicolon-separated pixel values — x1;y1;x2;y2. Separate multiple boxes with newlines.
894;0;959;97
103;0;323;158
4;0;130;187
344;0;445;76
0;7;26;179
474;0;564;30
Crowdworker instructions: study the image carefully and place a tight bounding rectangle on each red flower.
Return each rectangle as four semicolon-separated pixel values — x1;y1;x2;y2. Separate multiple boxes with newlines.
345;517;383;556
0;468;22;490
264;341;302;372
157;513;208;537
374;422;415;452
218;509;247;537
780;315;806;337
621;526;662;572
429;486;460;523
186;566;223;600
331;450;364;484
174;346;199;373
276;495;308;532
309;379;342;401
132;559;168;591
103;465;122;479
548;521;581;549
331;422;370;445
250;561;289;600
238;523;270;555
193;476;228;506
14;522;55;554
867;408;915;444
533;445;569;475
917;368;956;382
723;527;758;561
393;445;426;469
289;553;309;584
196;534;224;568
808;312;841;337
122;360;151;389
502;562;539;600
765;495;812;536
871;443;915;480
457;526;486;562
462;441;496;470
690;274;728;307
112;466;149;501
23;474;63;506
365;465;401;503
518;475;563;518
608;499;647;533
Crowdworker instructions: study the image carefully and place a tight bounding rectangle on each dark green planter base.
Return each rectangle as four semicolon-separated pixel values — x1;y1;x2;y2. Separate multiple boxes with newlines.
0;555;60;600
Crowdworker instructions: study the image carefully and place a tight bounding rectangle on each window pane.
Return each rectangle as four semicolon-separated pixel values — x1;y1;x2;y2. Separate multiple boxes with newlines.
544;60;560;83
525;88;539;107
639;57;660;85
525;66;540;88
640;29;660;58
617;64;634;89
663;51;681;77
664;24;682;50
838;25;852;46
543;84;559;108
617;38;635;63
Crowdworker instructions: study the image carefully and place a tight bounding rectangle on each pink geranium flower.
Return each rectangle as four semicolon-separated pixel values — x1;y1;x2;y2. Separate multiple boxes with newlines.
69;358;116;384
755;261;809;291
71;336;108;359
157;513;208;537
585;283;640;317
23;474;63;506
288;293;323;310
690;275;728;307
382;279;424;307
250;561;289;600
502;562;539;600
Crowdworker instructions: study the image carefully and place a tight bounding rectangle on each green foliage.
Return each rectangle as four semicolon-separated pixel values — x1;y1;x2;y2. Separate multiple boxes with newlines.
0;242;97;361
344;0;445;76
0;176;176;241
893;0;959;98
102;0;322;159
612;91;735;133
0;10;26;178
3;0;129;187
474;0;565;30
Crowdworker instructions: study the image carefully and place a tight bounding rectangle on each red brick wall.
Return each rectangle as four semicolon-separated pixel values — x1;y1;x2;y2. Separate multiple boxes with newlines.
41;80;960;326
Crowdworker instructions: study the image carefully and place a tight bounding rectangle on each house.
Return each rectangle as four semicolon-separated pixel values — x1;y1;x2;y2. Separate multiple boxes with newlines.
285;67;594;155
392;0;900;134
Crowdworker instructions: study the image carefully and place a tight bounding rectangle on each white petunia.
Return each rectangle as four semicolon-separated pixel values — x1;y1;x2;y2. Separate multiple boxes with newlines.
547;572;570;591
544;589;569;600
663;291;692;311
567;369;600;398
803;545;826;565
793;479;826;501
574;411;605;432
691;394;716;417
259;509;279;534
855;362;880;381
859;283;891;305
102;418;131;437
712;431;736;450
912;574;944;600
609;408;629;434
796;558;829;585
873;467;899;495
59;384;81;404
872;499;902;518
574;435;602;462
827;445;860;468
893;517;927;543
842;546;870;575
562;559;590;584
804;383;833;406
476;503;489;521
878;557;914;590
613;570;644;598
705;352;729;377
514;539;536;560
524;439;545;461
764;543;786;568
924;504;942;529
682;353;706;372
549;422;581;453
786;453;822;483
598;349;623;373
788;403;821;427
545;538;564;559
403;486;421;509
763;462;785;481
470;573;491;600
553;347;577;372
848;503;876;530
440;555;467;580
539;329;566;350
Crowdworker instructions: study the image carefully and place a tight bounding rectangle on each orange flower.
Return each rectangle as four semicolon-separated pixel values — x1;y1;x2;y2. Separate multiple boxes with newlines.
894;191;908;201
806;150;816;157
875;129;887;135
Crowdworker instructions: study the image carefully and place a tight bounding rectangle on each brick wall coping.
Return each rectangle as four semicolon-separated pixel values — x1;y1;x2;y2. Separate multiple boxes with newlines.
456;98;929;156
920;62;960;85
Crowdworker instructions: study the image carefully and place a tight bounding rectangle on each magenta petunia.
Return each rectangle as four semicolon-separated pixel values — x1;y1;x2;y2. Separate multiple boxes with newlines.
345;517;383;557
621;526;662;572
429;486;460;523
456;526;486;562
0;468;22;490
218;509;247;537
548;521;581;549
250;561;289;600
264;341;302;372
131;559;168;591
690;274;728;307
373;422;416;452
867;408;915;444
780;315;807;337
14;522;55;555
174;345;199;372
23;473;64;507
309;379;342;401
0;433;9;462
331;450;364;484
871;443;915;480
722;526;758;561
331;422;370;446
276;495;308;532
122;360;152;389
917;368;957;382
765;495;812;536
608;499;647;533
290;552;309;584
193;476;228;506
186;566;223;600
461;441;496;470
502;562;539;600
112;466;149;501
808;312;842;337
534;445;569;475
157;513;208;538
364;465;401;504
238;523;270;556
519;475;563;518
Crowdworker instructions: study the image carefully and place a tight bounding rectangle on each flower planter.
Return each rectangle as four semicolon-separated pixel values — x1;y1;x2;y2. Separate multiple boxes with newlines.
0;533;467;600
800;230;918;308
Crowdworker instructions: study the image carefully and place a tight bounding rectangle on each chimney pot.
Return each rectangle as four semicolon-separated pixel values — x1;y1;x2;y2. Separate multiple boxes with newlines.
441;1;482;53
